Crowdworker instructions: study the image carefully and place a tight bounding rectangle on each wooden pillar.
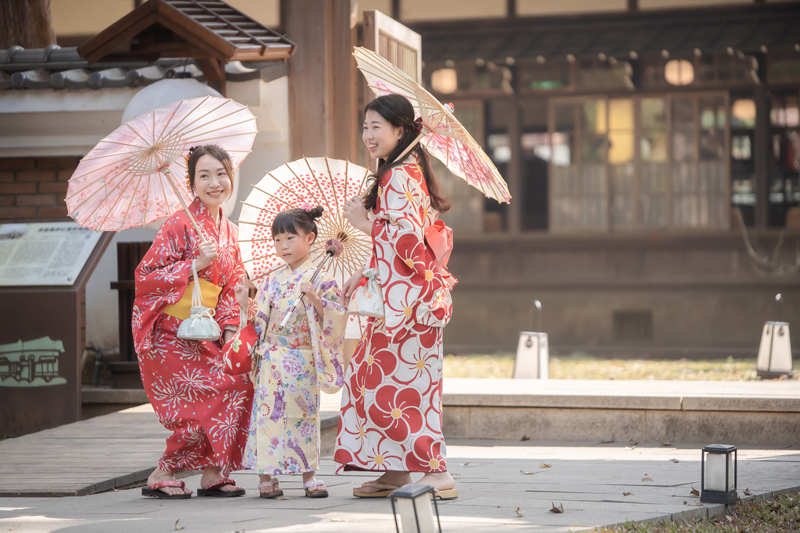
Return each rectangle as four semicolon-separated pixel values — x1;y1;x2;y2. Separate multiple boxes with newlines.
196;57;226;97
284;0;357;161
331;0;359;162
508;96;523;234
753;72;770;229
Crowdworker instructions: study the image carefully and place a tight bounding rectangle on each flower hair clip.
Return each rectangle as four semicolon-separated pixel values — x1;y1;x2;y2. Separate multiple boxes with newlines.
299;202;314;213
184;146;196;189
413;117;424;134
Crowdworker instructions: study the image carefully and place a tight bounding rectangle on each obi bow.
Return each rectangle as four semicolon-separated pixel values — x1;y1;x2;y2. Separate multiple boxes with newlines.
424;219;453;271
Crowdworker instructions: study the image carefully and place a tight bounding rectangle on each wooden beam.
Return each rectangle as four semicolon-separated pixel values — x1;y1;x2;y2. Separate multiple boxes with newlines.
77;0;156;63
195;57;226;96
80;12;159;64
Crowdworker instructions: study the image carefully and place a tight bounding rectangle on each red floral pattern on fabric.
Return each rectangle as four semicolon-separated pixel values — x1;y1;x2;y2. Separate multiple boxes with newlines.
133;197;253;476
334;156;453;473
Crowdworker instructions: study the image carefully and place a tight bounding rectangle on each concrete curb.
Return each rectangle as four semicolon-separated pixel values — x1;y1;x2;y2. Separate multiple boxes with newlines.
608;486;800;530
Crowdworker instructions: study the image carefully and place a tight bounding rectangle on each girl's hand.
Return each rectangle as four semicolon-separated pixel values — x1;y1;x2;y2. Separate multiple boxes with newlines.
342;266;366;301
300;282;321;306
234;275;249;311
343;195;372;234
196;240;218;270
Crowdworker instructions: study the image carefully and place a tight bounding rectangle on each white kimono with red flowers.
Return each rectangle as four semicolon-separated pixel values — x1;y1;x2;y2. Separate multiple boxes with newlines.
334;155;456;473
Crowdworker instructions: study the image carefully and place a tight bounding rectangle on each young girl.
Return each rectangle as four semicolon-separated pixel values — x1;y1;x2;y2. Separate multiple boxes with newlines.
232;206;347;499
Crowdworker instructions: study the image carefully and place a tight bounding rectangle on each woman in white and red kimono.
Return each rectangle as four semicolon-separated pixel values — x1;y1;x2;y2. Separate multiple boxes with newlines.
335;94;458;499
133;145;253;499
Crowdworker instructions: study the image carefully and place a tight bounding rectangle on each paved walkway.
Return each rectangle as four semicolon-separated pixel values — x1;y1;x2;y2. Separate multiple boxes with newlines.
2;379;800;531
2;440;799;532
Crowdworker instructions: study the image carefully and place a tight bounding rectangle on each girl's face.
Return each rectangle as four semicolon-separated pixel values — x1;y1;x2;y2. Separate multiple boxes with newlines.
273;228;315;270
193;154;231;213
363;109;404;160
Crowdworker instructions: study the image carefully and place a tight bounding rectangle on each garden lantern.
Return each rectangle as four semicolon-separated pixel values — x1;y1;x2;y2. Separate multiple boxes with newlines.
390;484;442;533
756;294;795;379
700;444;738;505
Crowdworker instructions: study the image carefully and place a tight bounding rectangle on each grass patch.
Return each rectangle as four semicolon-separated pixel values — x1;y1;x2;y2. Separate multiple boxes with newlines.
596;492;800;532
442;354;800;381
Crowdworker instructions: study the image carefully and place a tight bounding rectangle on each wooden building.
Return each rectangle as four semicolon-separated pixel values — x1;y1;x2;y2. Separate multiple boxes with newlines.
4;0;800;358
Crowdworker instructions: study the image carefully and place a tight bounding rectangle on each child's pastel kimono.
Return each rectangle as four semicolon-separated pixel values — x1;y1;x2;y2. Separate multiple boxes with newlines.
240;259;347;475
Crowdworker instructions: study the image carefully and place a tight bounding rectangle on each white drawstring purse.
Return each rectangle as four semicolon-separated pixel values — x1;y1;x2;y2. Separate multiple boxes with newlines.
347;268;385;318
177;259;221;341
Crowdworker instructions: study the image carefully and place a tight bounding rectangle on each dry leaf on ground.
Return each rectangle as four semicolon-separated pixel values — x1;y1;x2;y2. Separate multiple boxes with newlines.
625;445;636;451
549;502;565;514
520;434;531;441
684;501;703;507
623;492;632;496
642;477;654;482
743;488;753;496
515;507;524;517
174;520;185;531
669;458;680;463
660;441;672;446
540;462;553;468
690;487;700;496
520;469;536;475
330;518;348;522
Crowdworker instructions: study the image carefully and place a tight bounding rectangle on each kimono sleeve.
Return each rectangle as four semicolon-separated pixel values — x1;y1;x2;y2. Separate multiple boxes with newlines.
307;274;347;394
132;216;194;355
214;245;246;335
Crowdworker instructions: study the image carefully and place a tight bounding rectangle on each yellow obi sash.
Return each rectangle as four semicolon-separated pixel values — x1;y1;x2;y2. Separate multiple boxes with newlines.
163;278;223;320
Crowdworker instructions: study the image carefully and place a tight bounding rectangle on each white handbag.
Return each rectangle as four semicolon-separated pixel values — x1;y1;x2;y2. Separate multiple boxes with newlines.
347;268;385;318
177;260;222;341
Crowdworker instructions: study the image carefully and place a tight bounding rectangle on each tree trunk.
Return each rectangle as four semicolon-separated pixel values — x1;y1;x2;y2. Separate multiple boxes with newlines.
0;0;56;49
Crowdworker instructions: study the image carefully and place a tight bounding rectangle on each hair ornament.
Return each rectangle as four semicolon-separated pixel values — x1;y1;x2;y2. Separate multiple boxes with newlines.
299;202;314;213
183;146;197;189
413;116;424;134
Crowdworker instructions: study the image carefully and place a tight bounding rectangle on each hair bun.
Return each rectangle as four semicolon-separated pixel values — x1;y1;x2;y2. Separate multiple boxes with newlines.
308;206;324;220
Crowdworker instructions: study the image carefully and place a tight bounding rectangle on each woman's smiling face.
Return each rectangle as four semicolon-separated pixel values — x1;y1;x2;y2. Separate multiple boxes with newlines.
362;109;404;160
193;154;231;212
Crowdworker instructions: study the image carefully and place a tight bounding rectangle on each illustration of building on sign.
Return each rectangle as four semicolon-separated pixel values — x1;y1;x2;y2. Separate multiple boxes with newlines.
0;337;66;387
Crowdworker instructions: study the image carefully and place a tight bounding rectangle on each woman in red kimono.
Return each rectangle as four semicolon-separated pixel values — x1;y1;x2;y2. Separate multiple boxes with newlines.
336;94;457;499
133;145;253;499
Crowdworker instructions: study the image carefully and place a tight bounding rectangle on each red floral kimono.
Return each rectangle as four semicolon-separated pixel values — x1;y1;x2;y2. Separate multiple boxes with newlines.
133;197;253;476
334;155;456;473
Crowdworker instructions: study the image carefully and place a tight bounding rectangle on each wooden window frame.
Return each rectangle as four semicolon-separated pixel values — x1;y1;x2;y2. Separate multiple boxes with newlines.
547;91;731;233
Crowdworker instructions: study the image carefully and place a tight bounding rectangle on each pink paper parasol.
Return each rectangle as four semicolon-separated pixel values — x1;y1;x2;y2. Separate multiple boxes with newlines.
66;96;257;236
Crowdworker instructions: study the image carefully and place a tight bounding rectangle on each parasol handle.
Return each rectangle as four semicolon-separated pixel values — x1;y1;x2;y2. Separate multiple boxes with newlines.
162;168;206;241
278;247;337;330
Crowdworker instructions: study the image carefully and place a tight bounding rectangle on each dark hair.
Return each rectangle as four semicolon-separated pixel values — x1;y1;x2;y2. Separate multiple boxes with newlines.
363;94;450;213
187;144;234;191
271;206;325;242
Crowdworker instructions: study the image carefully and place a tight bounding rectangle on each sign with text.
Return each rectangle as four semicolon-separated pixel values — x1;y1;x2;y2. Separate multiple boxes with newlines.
0;223;103;286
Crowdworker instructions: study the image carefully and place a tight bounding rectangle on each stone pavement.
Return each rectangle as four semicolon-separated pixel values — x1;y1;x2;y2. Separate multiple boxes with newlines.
1;441;799;532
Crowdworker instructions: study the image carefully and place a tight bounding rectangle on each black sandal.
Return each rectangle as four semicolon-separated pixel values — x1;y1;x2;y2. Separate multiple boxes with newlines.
197;477;246;497
141;479;191;499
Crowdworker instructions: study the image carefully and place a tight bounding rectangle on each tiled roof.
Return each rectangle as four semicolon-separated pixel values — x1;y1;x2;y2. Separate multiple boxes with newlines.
78;0;295;64
0;45;286;91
